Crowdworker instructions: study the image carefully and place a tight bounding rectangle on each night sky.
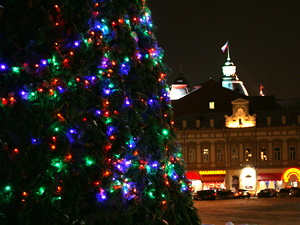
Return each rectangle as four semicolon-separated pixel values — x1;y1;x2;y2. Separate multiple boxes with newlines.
148;0;300;99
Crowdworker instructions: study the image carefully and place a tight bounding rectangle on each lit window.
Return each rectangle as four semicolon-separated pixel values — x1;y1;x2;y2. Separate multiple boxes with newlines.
209;101;215;109
245;148;252;161
260;147;268;160
203;148;209;162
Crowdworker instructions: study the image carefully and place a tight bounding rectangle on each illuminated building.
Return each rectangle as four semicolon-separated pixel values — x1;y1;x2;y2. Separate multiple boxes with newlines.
172;79;300;195
225;98;256;128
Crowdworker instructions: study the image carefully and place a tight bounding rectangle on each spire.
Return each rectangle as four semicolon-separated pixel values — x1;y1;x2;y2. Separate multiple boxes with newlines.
259;84;265;96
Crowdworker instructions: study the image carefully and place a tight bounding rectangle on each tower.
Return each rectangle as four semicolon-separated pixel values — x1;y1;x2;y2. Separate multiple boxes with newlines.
169;65;189;100
221;42;249;96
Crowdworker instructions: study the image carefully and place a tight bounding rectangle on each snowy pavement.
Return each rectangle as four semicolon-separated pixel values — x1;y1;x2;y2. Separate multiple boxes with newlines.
194;197;300;225
203;223;258;225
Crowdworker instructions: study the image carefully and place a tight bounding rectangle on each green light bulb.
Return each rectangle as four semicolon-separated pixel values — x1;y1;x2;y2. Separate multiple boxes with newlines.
37;187;45;195
105;117;112;124
4;186;11;192
148;191;155;199
12;67;20;73
85;157;95;166
162;129;169;136
51;158;64;171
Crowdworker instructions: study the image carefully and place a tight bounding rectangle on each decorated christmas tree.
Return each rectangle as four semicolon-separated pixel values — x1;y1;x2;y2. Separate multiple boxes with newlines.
0;1;200;224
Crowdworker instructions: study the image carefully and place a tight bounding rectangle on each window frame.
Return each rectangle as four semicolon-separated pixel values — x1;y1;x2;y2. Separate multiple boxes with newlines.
203;148;209;162
289;146;296;160
274;147;281;160
216;148;223;162
231;148;238;162
260;147;268;160
245;147;252;161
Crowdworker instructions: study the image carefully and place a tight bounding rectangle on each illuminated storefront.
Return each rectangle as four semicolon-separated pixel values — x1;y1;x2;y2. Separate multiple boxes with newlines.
257;173;282;190
187;167;300;194
236;167;256;195
199;170;226;190
186;170;226;191
185;171;202;192
283;168;300;187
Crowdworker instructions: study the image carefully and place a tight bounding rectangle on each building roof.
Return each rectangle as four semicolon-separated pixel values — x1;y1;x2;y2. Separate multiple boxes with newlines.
172;79;248;117
171;79;299;129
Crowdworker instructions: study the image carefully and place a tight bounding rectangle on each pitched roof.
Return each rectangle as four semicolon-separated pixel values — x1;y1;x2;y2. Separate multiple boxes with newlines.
171;79;299;129
172;79;247;118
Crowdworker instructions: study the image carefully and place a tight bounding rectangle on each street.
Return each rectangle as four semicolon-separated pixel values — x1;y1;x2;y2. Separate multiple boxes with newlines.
193;197;300;225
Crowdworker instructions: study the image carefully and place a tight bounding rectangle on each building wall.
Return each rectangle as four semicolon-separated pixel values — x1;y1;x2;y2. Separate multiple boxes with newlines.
178;125;300;194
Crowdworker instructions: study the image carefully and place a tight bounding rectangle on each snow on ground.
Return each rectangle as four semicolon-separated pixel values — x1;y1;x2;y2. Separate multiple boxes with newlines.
193;197;300;225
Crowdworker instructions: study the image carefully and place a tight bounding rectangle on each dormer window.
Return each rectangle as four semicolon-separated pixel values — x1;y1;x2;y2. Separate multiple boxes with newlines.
225;98;256;128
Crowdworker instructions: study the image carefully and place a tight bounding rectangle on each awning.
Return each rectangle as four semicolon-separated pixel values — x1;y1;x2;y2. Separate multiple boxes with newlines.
201;175;225;183
186;171;201;180
257;173;282;181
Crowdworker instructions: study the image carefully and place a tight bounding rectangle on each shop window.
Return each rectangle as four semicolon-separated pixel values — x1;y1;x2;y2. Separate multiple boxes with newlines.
231;148;238;162
289;146;296;160
290;182;298;187
274;147;281;160
217;149;223;162
245;148;252;161
203;148;209;162
260;147;268;160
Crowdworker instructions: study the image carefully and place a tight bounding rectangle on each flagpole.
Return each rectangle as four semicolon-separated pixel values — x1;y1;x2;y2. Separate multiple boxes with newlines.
227;40;230;61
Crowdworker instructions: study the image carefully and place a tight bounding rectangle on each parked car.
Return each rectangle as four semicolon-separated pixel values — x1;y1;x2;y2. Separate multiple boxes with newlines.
234;189;251;198
193;190;216;200
257;189;278;198
278;188;292;198
290;187;300;198
215;190;235;200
